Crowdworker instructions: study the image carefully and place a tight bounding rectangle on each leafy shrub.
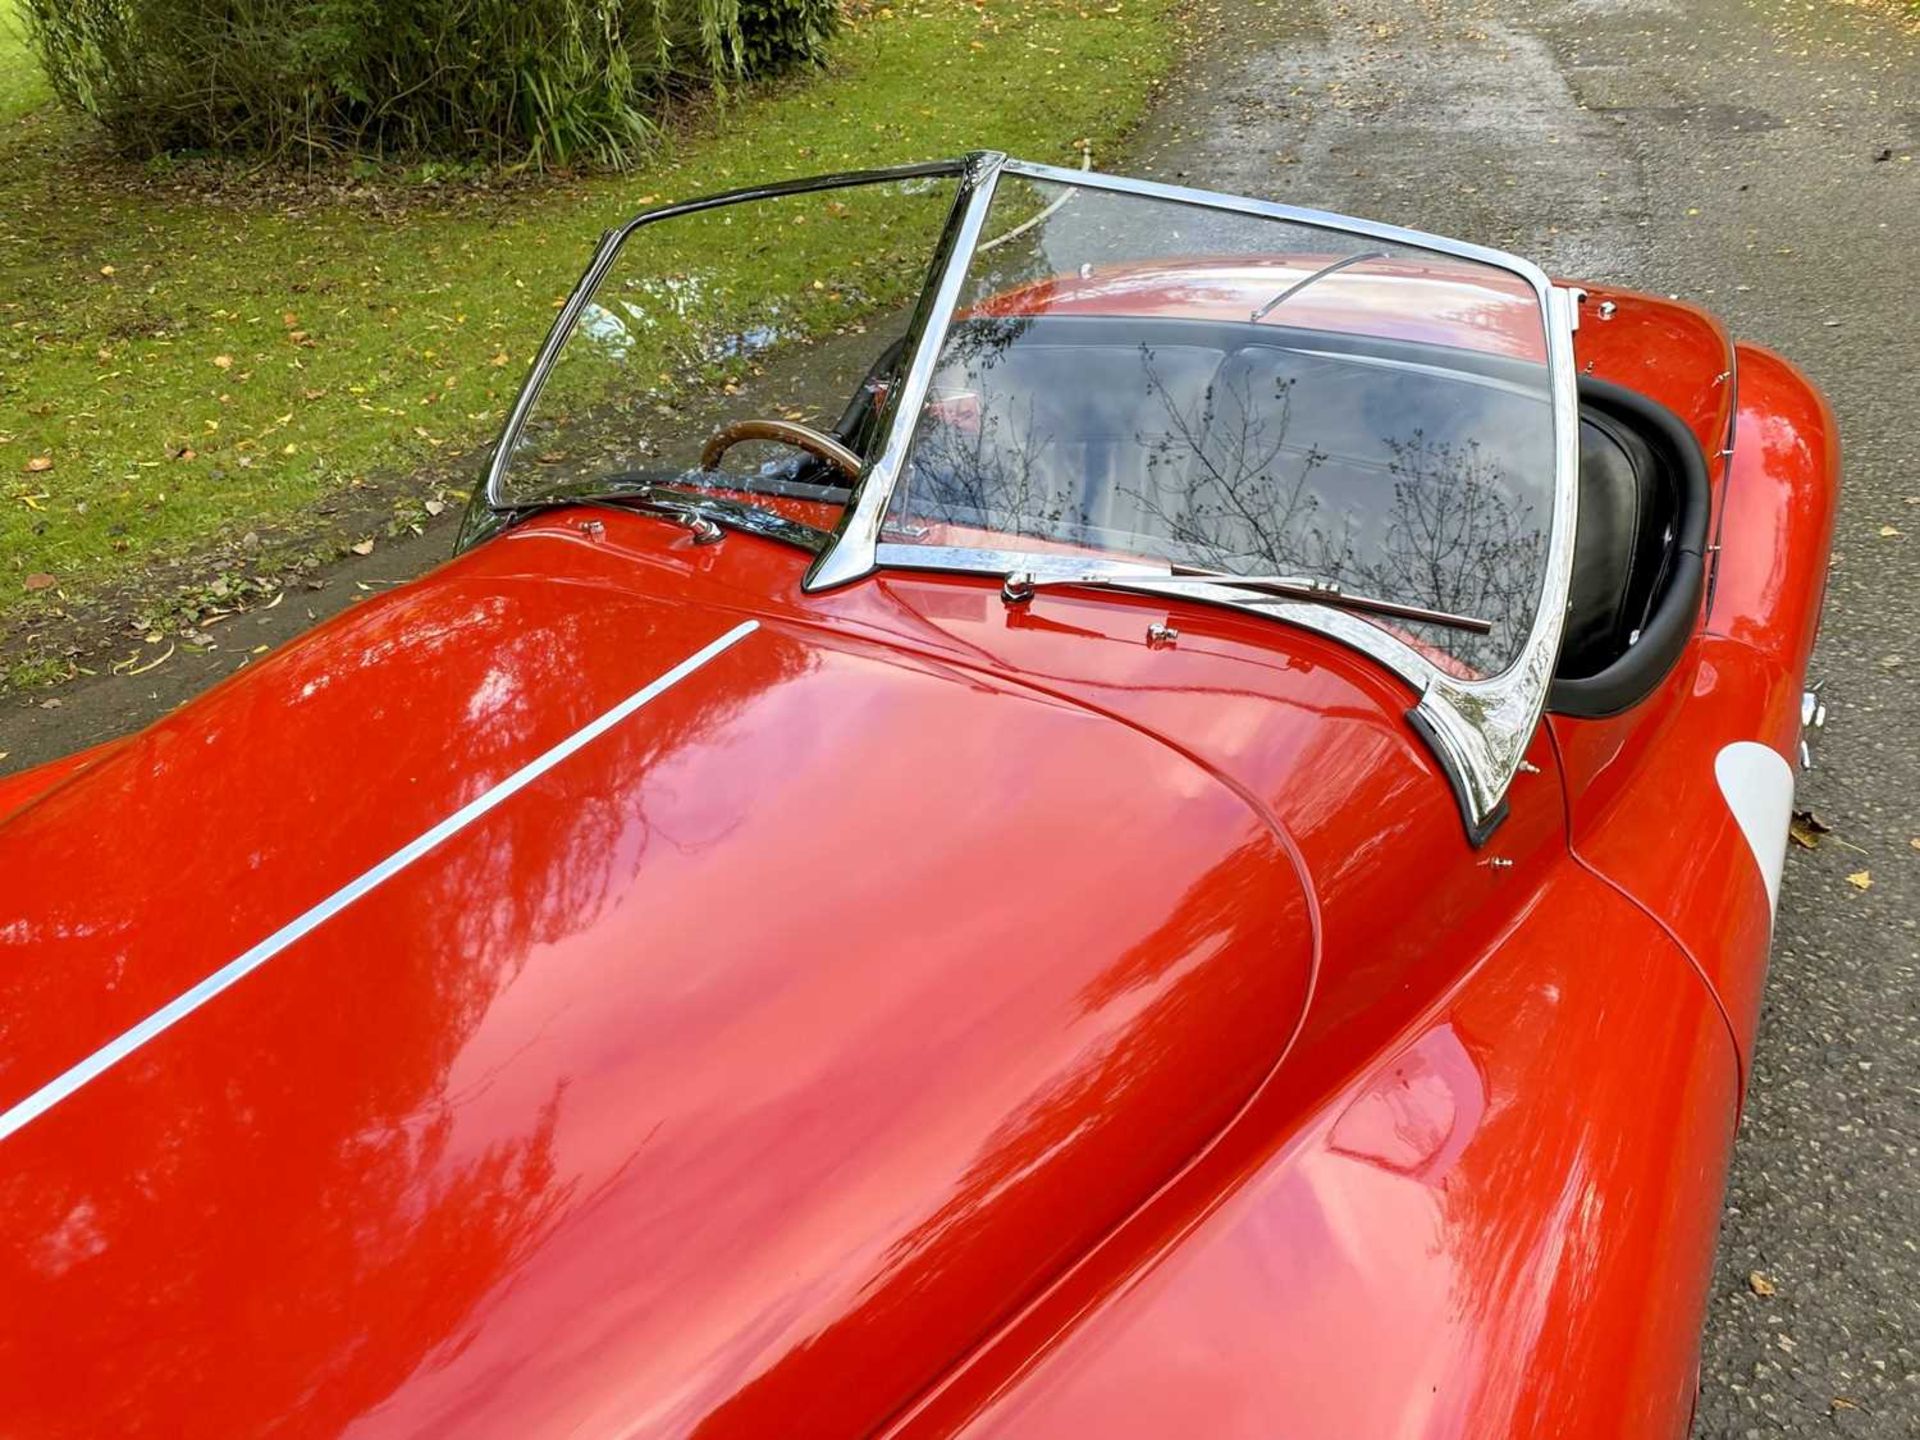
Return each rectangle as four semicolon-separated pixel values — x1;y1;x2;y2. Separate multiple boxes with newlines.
739;0;840;72
19;0;842;168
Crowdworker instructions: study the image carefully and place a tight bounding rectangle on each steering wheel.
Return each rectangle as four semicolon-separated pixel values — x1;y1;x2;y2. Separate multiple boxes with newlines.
699;418;862;482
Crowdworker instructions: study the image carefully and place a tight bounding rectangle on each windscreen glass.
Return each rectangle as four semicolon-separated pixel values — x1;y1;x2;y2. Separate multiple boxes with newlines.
878;176;1555;675
494;175;956;509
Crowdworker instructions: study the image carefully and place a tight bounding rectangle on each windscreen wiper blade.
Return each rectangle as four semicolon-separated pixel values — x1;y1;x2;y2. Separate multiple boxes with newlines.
1002;564;1493;634
512;481;832;554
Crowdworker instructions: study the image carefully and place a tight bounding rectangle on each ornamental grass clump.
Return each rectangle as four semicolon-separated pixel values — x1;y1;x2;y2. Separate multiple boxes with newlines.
18;0;840;168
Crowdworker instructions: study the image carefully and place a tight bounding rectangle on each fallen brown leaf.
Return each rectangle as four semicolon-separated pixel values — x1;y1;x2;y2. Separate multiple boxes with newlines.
1847;870;1872;891
24;455;52;473
23;572;56;592
349;538;375;556
1789;808;1833;850
1747;1270;1777;1296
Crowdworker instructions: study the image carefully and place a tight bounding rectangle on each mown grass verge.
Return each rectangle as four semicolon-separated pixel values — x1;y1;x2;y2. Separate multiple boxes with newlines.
0;0;1179;637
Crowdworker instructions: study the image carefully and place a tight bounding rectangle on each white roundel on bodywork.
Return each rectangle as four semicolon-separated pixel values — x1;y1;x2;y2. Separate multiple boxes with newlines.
1714;741;1795;921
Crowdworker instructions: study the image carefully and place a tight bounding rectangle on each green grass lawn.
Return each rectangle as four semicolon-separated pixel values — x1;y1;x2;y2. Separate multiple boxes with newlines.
0;0;1178;624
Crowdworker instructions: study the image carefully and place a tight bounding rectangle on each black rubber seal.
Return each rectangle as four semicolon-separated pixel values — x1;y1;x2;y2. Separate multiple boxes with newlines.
1548;376;1712;719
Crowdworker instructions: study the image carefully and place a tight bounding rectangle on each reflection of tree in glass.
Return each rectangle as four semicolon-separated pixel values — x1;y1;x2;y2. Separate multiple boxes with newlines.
1123;347;1540;674
1127;350;1347;578
899;318;1071;538
1338;434;1543;674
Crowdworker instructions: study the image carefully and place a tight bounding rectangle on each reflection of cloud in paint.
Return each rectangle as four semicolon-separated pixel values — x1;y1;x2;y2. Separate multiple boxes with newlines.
1329;1023;1487;1182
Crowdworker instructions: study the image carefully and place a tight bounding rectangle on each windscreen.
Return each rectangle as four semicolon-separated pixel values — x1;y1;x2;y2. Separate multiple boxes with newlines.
493;174;957;508
878;176;1556;675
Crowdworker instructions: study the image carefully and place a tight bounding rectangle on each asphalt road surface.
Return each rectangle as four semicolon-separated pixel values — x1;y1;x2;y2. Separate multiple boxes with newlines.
2;0;1914;1432
1122;0;1917;1430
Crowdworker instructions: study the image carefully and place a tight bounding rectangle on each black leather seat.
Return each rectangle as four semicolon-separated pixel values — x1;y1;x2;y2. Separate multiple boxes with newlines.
1559;404;1676;678
1547;376;1711;717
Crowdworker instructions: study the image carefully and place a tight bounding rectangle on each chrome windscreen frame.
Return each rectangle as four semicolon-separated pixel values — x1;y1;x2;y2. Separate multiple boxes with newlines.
804;154;1579;842
469;150;1578;840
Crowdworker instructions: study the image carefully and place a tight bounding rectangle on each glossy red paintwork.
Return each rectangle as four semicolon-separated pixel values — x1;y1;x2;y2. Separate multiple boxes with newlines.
1549;340;1839;1064
0;270;1835;1437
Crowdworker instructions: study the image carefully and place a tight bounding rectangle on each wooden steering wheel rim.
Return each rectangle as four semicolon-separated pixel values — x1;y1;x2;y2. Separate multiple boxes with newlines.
699;418;862;481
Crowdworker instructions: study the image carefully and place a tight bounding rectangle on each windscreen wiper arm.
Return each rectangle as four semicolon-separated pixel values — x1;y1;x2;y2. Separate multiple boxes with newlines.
1249;250;1389;324
1001;564;1493;634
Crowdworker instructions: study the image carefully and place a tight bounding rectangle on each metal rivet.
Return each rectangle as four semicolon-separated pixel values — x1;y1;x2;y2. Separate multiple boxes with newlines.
1597;300;1617;320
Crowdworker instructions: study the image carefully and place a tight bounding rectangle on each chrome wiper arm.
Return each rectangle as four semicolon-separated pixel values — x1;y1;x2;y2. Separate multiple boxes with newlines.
1003;564;1492;634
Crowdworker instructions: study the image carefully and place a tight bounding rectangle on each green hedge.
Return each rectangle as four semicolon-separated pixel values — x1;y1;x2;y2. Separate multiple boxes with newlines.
19;0;840;167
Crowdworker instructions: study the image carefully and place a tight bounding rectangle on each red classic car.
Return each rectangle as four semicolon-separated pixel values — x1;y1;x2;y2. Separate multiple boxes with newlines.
0;154;1837;1437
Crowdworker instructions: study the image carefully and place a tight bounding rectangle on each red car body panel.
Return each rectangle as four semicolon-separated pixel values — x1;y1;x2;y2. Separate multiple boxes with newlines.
0;257;1834;1438
907;864;1738;1439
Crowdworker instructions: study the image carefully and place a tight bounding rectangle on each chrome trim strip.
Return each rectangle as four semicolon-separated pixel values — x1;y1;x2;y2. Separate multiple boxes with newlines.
0;620;761;1144
804;150;1008;591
